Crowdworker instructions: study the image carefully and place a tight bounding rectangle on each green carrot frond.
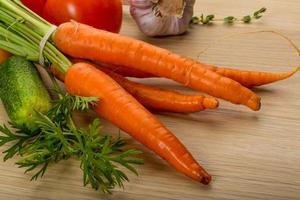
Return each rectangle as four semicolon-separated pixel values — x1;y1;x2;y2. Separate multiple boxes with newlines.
77;119;143;193
0;91;142;193
0;123;33;161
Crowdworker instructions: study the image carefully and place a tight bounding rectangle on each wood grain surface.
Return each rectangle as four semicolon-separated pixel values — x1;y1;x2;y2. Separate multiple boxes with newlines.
0;0;300;199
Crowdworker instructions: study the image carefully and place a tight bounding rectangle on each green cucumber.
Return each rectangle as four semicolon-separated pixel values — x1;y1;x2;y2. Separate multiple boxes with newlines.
0;56;51;131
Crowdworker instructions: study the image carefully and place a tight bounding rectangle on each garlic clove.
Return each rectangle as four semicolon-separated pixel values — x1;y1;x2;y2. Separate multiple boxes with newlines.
130;0;195;37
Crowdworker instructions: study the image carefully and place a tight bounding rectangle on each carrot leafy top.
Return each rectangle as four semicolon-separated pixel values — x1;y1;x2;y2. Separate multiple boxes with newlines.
0;87;143;193
0;0;143;193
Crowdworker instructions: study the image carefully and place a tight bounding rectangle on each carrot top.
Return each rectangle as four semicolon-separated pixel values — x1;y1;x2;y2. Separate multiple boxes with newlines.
0;0;71;73
0;1;145;192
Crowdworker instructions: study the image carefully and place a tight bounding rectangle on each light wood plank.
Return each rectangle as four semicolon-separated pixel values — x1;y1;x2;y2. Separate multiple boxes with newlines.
0;1;299;199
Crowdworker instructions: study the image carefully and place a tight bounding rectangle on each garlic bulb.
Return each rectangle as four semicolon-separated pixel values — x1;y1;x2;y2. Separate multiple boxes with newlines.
129;0;195;37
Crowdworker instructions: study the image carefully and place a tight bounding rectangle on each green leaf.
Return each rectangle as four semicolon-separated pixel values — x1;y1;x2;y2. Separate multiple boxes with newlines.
254;7;267;19
190;16;200;24
0;123;32;160
254;7;267;16
242;15;252;23
75;121;143;193
224;16;236;23
199;14;215;24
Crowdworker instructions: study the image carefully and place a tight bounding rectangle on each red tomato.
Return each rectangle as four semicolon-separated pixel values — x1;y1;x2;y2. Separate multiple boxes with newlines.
42;0;123;33
21;0;46;16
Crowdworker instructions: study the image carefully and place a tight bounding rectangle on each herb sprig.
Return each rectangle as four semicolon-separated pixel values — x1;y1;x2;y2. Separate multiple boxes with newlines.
0;88;143;193
191;7;267;25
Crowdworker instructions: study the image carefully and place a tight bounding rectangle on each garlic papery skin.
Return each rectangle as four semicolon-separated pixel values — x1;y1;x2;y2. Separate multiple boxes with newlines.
129;0;195;37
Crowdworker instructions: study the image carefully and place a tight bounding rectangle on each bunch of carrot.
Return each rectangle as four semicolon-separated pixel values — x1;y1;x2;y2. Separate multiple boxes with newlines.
0;0;299;185
46;22;298;184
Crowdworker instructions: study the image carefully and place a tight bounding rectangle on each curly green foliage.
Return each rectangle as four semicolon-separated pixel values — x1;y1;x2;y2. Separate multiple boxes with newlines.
0;93;143;193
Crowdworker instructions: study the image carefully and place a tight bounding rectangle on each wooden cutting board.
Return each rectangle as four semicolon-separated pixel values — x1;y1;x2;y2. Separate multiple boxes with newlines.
0;0;299;199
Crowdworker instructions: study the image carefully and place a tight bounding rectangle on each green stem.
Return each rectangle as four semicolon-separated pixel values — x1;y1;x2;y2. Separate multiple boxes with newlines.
0;0;71;73
191;7;267;25
0;26;38;60
0;0;50;35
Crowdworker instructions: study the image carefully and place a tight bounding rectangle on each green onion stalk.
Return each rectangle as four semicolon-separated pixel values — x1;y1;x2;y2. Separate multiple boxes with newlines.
0;0;71;73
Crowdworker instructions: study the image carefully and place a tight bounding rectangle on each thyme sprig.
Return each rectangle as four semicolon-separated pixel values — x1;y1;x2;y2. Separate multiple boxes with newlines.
191;7;267;25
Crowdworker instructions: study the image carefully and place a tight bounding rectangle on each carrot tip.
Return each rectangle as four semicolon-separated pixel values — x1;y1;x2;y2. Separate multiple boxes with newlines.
247;96;261;111
203;97;219;109
291;66;300;76
281;66;300;79
201;174;212;185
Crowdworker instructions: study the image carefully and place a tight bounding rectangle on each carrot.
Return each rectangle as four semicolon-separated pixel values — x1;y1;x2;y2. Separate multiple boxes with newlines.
64;62;212;184
0;49;12;64
50;65;65;81
96;62;155;78
97;66;219;112
51;64;218;113
202;63;300;88
53;22;261;111
100;62;300;88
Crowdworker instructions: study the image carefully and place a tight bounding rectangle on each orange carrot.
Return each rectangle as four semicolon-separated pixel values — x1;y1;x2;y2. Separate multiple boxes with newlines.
202;63;300;88
51;64;218;113
100;62;299;88
50;65;65;81
97;66;219;113
53;22;261;111
96;62;155;78
0;49;12;64
64;62;212;184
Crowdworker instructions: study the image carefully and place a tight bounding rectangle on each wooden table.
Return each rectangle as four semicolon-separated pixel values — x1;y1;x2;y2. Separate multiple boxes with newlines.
0;0;299;199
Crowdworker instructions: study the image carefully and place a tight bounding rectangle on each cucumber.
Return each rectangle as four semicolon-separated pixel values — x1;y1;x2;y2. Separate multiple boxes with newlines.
0;56;51;131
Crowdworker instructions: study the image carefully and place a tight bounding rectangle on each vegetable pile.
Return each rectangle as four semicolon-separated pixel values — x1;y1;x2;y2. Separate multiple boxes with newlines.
0;56;143;193
0;0;299;193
